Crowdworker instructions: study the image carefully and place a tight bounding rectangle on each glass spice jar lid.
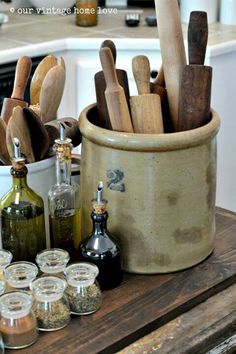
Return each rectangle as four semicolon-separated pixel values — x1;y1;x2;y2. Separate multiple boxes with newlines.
0;291;32;319
0;249;13;271
36;249;70;275
4;262;38;289
64;262;99;287
30;276;67;302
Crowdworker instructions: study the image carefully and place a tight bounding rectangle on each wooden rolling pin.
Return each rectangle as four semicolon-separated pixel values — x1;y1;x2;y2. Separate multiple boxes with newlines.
130;55;163;134
1;56;32;124
95;40;130;130
99;47;134;133
178;11;212;131
154;0;186;131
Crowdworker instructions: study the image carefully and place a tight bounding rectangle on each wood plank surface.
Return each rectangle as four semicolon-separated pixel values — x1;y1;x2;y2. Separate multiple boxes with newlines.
7;208;236;354
120;283;236;354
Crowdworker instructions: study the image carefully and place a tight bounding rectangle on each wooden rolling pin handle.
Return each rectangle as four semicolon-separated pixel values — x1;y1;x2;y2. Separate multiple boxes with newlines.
11;56;32;101
101;40;117;64
132;55;151;95
188;11;208;65
99;47;120;90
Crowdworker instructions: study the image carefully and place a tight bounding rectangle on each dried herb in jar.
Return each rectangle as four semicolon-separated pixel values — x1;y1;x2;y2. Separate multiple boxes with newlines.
66;282;102;315
33;298;70;331
30;276;70;331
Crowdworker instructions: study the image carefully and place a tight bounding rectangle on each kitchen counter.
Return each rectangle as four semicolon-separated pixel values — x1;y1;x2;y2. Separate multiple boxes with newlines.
0;7;236;64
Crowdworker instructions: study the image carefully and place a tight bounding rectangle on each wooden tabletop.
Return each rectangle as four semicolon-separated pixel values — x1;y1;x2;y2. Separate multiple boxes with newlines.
7;207;236;354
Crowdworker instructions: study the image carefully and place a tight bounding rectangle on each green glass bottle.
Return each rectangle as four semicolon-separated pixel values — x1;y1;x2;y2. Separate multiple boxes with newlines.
0;138;46;262
48;124;81;262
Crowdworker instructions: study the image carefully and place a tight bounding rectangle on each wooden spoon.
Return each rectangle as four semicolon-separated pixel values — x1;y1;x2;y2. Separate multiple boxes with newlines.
39;65;66;123
23;107;50;161
6;106;35;163
30;55;57;105
44;117;82;149
0;119;11;165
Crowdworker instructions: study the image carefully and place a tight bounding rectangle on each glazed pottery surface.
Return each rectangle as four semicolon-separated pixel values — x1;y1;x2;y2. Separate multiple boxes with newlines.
79;104;220;273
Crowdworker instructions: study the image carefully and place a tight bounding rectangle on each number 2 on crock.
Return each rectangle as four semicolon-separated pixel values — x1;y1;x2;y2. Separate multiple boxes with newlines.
107;169;125;192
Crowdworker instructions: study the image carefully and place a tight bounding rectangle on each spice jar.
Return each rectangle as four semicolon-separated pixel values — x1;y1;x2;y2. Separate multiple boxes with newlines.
36;248;70;279
30;276;70;331
0;249;12;294
4;261;38;292
75;0;98;27
64;262;102;315
0;291;38;349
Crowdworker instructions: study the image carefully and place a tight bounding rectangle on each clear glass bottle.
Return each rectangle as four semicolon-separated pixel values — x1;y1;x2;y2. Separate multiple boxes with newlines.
64;262;102;315
0;249;13;294
36;248;70;279
48;124;81;262
0;138;46;262
0;291;38;349
30;276;70;331
4;261;38;292
75;0;98;27
78;182;123;290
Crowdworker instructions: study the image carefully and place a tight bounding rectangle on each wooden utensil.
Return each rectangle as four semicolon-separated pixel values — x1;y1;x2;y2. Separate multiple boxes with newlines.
0;119;11;165
188;11;208;65
6;106;35;163
99;47;133;133
1;56;32;124
150;65;173;133
150;65;166;102
177;11;212;131
154;0;186;131
39;64;66;123
95;39;131;130
23;107;50;161
44;117;82;149
130;55;163;134
30;55;57;105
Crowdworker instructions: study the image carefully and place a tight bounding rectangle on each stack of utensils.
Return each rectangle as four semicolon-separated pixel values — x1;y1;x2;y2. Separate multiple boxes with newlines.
94;0;212;136
0;55;81;165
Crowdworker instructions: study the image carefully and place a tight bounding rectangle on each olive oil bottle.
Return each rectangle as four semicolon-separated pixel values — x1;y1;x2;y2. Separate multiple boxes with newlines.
48;124;81;261
0;138;46;262
78;181;123;290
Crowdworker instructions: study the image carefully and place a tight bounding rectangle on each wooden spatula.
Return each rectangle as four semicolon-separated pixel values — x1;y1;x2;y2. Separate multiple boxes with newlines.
154;0;186;131
30;55;57;106
1;56;32;124
99;47;133;133
39;64;65;123
23;107;50;161
95;39;130;130
177;11;212;131
0;119;11;165
6;106;35;163
130;55;163;134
